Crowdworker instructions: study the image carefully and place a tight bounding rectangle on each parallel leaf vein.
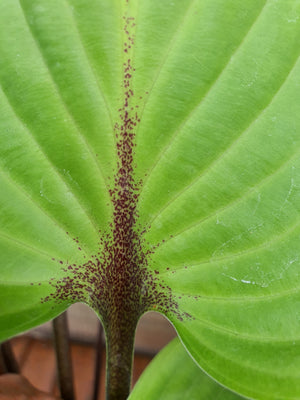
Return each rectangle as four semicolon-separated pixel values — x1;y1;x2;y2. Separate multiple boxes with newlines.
171;286;300;303
155;123;300;251
64;0;117;154
0;165;92;253
18;0;111;199
148;52;300;227
0;82;100;238
158;208;300;271
0;230;60;260
139;0;268;196
135;0;197;141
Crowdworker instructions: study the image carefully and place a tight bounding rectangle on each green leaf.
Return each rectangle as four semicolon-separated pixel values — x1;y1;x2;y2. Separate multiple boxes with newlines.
0;0;300;399
129;337;246;400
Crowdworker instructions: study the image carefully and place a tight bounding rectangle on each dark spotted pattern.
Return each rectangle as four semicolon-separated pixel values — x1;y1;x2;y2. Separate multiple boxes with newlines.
41;12;192;326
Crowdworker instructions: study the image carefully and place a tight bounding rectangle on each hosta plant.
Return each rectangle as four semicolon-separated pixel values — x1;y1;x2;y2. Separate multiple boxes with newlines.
0;0;300;399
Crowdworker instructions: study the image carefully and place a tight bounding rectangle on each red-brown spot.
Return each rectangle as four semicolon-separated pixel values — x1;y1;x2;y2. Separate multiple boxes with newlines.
41;12;192;327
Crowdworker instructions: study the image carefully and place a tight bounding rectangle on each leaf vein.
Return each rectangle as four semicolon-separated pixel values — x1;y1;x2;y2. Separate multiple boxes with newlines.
0;82;100;238
18;0;112;200
148;52;300;226
139;0;268;196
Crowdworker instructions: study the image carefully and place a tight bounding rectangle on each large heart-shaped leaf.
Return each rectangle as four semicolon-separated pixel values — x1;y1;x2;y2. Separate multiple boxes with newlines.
129;337;246;400
0;0;300;399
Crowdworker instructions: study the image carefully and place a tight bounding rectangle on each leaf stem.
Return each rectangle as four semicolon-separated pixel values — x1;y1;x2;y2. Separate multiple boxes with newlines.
104;315;138;400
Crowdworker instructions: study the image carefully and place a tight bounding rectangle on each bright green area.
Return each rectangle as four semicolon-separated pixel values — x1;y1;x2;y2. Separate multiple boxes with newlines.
0;1;300;399
129;337;246;400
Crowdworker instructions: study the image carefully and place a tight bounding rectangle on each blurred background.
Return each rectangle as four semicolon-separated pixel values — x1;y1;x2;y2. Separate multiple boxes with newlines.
3;304;177;399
